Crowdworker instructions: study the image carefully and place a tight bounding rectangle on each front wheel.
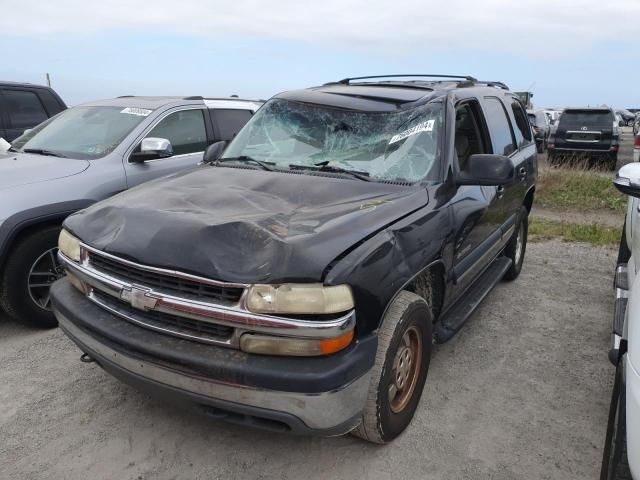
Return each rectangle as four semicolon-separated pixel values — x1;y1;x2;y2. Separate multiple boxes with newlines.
502;207;528;281
0;226;63;328
351;291;432;444
600;360;631;480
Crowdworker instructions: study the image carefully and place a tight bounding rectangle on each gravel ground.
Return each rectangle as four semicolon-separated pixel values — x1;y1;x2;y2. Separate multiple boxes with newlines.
0;239;617;479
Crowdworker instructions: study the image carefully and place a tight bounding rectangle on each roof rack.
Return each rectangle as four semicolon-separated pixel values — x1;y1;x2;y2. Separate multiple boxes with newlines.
475;80;510;90
330;74;478;85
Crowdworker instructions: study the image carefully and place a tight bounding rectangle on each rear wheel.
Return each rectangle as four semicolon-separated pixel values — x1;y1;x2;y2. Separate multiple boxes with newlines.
351;291;432;444
0;226;62;328
503;207;528;281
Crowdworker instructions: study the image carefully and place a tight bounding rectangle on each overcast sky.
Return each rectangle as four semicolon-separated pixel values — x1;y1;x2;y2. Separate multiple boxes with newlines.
2;0;639;108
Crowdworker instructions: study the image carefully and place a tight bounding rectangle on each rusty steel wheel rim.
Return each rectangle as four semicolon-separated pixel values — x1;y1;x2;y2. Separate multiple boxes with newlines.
389;325;422;413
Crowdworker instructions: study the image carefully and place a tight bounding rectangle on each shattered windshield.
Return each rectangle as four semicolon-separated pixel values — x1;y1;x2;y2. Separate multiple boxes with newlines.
222;99;442;183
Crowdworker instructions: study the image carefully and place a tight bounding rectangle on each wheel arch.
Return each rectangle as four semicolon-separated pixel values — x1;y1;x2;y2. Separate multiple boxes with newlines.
523;186;535;214
0;200;94;271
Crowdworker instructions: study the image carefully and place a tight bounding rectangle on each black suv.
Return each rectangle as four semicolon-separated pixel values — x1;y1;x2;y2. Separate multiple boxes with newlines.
0;82;66;142
51;75;537;443
548;107;620;168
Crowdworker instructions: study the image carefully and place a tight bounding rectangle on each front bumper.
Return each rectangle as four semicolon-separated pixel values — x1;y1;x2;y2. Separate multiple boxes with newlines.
51;279;376;435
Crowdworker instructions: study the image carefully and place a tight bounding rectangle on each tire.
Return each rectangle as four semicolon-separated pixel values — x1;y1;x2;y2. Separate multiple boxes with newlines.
600;360;632;480
502;207;528;281
0;226;63;328
351;291;432;444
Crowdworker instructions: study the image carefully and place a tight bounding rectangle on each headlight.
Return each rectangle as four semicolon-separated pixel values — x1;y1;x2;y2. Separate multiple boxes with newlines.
58;229;81;262
246;283;354;315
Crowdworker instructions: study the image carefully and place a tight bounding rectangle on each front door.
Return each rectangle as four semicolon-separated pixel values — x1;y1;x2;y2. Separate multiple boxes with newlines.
450;100;505;294
123;108;209;188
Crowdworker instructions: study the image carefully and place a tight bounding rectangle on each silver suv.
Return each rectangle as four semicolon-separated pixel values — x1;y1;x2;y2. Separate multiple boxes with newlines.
0;95;262;327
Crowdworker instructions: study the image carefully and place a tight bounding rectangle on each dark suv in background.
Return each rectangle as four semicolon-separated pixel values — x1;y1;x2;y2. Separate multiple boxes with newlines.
0;82;66;142
547;107;620;169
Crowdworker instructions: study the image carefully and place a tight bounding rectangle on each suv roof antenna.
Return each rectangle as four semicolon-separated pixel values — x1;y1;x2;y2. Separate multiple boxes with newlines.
331;74;478;85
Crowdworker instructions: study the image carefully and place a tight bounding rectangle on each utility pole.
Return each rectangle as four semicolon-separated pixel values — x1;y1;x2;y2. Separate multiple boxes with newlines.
46;73;51;88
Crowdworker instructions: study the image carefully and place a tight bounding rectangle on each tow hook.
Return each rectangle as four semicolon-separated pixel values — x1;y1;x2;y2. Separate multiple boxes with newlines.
80;352;95;364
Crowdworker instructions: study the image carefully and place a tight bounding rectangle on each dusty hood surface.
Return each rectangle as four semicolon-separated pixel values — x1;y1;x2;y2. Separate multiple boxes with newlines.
0;152;89;190
65;166;429;283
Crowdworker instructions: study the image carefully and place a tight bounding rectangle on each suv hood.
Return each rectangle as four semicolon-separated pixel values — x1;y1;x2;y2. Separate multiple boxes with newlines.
65;166;429;283
0;152;89;190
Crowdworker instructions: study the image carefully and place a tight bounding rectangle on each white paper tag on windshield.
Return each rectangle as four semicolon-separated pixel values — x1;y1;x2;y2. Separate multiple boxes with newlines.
120;107;152;117
389;120;435;144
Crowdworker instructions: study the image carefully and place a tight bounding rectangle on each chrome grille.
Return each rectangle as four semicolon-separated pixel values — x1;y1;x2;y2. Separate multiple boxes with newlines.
88;253;243;304
92;290;235;344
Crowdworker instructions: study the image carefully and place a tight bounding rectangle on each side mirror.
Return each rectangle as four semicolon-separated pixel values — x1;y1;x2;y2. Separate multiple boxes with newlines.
203;140;227;163
614;163;640;198
457;154;515;186
131;137;173;162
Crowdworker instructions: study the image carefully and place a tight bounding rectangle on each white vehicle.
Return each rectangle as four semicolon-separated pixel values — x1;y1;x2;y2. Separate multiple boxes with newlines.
602;164;640;478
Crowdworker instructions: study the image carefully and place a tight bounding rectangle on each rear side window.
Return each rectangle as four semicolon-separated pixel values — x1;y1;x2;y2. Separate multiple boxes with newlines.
483;97;516;156
510;101;532;146
146;109;207;156
212;109;253;141
37;90;65;115
2;89;49;129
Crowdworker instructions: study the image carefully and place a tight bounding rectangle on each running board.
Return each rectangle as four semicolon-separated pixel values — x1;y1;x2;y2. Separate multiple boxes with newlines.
434;257;512;343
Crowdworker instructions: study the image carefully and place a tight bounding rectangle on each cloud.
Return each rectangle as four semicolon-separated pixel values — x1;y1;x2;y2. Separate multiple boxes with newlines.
4;0;639;56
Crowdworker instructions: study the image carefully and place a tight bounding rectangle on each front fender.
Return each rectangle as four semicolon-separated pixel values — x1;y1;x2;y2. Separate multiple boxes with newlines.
324;202;450;335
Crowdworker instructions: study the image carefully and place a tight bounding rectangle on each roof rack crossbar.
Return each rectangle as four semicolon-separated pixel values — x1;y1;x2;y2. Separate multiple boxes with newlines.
332;74;478;85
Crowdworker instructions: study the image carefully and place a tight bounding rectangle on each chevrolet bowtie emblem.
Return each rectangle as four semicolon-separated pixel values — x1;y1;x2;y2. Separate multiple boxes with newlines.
120;286;158;311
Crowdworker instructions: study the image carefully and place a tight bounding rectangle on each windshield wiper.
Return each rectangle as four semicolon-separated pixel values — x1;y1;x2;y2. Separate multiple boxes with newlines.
288;161;371;181
215;156;275;171
7;146;20;153
22;148;67;158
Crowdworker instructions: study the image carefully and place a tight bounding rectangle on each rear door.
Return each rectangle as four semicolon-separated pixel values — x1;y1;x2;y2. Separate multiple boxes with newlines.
123;107;210;188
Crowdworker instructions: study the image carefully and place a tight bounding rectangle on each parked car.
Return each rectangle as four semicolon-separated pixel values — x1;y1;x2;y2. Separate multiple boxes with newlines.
633;114;640;136
51;75;537;443
634;133;640;163
544;109;562;125
0;95;262;327
602;164;640;479
618;109;636;127
0;81;66;142
547;107;620;169
528;109;550;153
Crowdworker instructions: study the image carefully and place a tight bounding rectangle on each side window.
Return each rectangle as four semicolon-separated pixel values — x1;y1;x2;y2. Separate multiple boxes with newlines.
483;97;517;156
37;90;65;116
454;102;487;171
510;100;532;146
212;109;253;141
146;109;207;156
2;89;49;129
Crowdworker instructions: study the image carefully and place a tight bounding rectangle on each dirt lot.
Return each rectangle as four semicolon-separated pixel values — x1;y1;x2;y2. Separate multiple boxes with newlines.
0;240;616;480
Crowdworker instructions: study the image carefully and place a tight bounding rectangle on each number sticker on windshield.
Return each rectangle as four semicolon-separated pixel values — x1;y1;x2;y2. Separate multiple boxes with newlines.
120;107;152;117
389;120;435;144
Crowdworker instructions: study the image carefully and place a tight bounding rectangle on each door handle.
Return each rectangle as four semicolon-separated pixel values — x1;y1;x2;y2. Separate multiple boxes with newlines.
496;185;505;198
518;167;527;178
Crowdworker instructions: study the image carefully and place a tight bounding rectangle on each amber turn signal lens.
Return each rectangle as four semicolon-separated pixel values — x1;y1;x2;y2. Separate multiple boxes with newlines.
319;330;354;355
240;330;354;357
